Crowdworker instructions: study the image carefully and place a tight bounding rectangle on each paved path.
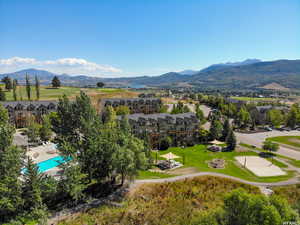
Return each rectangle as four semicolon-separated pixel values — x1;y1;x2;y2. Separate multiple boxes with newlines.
236;130;300;160
134;171;299;188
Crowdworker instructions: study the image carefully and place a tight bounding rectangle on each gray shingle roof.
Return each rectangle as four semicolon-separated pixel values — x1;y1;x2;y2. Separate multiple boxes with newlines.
123;112;197;122
0;101;57;109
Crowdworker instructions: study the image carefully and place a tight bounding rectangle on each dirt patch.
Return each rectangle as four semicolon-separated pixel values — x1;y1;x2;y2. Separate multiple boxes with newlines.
260;82;290;91
167;167;199;175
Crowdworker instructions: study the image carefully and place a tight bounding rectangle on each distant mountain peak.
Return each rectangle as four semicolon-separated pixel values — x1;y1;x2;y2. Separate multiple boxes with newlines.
178;70;199;75
200;59;262;72
223;59;261;66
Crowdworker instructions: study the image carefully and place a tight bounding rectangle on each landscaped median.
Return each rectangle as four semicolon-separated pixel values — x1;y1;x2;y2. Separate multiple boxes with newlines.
137;144;295;183
267;136;300;150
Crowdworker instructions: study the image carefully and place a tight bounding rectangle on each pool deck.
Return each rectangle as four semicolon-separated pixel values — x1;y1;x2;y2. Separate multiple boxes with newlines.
27;143;59;163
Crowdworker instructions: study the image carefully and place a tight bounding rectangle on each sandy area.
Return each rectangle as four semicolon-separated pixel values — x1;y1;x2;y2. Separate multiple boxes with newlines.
235;156;286;177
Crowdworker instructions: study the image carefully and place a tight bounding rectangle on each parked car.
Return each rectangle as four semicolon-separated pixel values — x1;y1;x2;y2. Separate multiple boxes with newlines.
264;127;272;131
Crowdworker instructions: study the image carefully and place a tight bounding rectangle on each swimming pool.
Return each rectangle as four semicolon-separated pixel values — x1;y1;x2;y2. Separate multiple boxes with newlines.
36;156;69;173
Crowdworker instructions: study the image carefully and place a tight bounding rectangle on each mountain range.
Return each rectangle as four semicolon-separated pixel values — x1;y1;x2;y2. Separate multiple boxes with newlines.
1;59;300;90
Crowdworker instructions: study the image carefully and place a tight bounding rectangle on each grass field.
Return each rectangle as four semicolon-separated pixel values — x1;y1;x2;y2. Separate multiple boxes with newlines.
230;96;277;101
58;176;260;225
0;84;128;101
267;136;300;149
142;145;293;183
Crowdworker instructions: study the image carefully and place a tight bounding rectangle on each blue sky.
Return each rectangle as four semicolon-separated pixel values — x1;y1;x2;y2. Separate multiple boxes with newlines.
0;0;299;77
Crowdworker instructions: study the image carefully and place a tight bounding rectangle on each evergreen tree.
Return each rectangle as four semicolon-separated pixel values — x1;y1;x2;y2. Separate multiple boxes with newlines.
12;79;17;101
39;115;52;142
22;157;47;221
225;128;236;151
26;74;31;100
0;105;24;223
1;76;12;90
286;104;300;129
59;160;87;204
0;87;6;101
52;76;61;88
27;118;41;144
96;82;105;88
199;127;210;143
209;118;223;140
195;104;205;124
35;75;40;100
221;118;230;141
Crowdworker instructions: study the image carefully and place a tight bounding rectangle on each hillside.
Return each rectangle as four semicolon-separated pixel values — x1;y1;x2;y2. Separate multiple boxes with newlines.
1;59;300;90
187;59;300;90
57;176;260;225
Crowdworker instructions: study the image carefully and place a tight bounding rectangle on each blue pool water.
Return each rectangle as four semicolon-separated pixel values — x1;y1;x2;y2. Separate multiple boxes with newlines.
37;156;69;172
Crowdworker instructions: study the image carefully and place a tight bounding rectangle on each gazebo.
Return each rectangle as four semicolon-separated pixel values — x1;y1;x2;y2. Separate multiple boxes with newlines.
210;140;224;145
161;152;180;160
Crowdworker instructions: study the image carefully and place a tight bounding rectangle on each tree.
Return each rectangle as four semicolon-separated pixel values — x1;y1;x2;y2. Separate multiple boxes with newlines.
171;102;190;114
0;87;6;101
12;79;17;101
115;105;130;115
53;92;148;186
286;104;300;129
35;75;40;100
225;128;236;151
223;188;299;225
235;106;252;129
267;109;284;128
159;104;169;113
59;160;87;204
22;157;47;222
27;119;41;144
221;118;230;141
209;118;223;140
1;76;12;90
263;140;279;164
199;127;210;143
26;74;31;100
196;104;205;124
159;136;172;150
96;82;105;88
263;140;279;153
52;76;61;88
0;105;24;223
39;115;52;142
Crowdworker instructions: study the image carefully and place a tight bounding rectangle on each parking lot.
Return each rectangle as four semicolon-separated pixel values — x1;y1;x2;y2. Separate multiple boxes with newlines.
236;130;300;160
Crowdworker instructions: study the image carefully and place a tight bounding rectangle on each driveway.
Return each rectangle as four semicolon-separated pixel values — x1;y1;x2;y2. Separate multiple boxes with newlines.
236;130;300;160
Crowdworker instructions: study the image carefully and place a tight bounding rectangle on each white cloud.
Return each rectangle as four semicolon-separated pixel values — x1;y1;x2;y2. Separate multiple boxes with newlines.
0;57;122;77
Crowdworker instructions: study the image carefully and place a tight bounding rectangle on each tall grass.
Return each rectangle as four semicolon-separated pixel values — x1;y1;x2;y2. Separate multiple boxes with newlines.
58;176;260;225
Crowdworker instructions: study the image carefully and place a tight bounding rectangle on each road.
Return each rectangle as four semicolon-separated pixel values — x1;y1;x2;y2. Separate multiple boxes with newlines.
134;171;299;187
236;130;300;160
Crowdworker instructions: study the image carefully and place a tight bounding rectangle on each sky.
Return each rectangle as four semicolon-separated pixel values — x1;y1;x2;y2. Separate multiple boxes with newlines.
0;0;299;77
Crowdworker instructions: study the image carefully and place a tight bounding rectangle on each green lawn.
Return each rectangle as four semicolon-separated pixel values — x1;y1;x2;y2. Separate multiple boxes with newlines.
231;96;277;101
267;136;300;149
137;170;175;179
0;84;126;101
146;145;294;183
